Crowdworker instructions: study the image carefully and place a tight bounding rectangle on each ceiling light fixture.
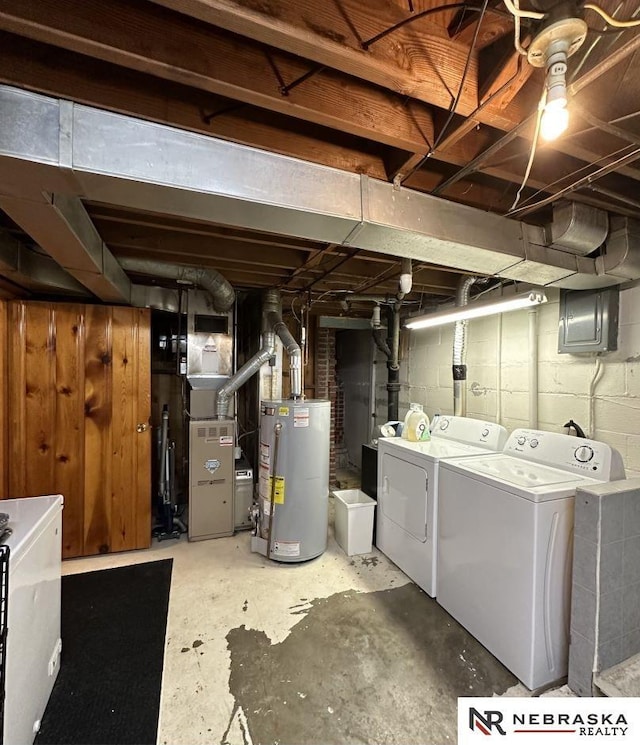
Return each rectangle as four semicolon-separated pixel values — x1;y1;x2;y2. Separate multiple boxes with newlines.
405;291;547;330
527;15;587;141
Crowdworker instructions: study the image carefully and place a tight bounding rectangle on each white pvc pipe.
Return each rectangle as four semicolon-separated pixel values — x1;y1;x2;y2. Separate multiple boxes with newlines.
528;308;539;429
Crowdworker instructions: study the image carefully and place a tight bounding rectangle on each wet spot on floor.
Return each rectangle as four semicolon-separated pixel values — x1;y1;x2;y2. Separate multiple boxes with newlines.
192;639;204;649
226;584;516;744
360;556;379;567
180;647;189;653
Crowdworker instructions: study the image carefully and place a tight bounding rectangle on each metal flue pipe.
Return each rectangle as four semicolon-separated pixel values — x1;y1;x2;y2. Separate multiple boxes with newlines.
216;290;278;418
453;276;477;417
216;289;302;417
266;294;302;398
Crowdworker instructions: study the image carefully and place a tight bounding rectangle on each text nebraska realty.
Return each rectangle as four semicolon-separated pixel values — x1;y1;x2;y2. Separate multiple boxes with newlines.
472;708;629;736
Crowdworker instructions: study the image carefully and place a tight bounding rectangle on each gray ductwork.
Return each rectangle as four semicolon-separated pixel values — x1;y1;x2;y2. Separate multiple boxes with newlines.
118;257;235;312
215;289;301;418
547;202;609;256
453;276;477;418
3;86;640;292
596;217;640;282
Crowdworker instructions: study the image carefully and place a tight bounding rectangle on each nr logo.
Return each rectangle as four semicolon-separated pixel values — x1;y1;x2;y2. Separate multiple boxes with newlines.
469;708;507;736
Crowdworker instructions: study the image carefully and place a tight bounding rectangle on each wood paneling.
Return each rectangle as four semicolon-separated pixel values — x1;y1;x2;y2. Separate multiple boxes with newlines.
54;306;85;557
83;305;114;555
135;308;152;549
3;302;151;558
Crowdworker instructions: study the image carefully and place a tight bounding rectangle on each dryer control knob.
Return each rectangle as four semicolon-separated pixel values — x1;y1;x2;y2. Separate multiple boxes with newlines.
530;438;539;448
439;419;450;430
517;436;526;446
575;445;594;463
481;428;490;437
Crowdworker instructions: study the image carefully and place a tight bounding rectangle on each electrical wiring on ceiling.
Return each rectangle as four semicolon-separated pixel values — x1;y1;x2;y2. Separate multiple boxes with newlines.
512;0;529;56
502;0;544;20
400;0;489;184
507;141;637;214
508;89;546;211
583;3;640;27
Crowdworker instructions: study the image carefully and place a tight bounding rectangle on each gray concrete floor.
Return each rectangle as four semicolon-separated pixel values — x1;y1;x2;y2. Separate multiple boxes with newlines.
63;500;520;745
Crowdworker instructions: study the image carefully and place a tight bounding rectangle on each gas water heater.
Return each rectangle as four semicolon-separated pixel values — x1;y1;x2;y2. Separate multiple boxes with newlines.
252;399;330;562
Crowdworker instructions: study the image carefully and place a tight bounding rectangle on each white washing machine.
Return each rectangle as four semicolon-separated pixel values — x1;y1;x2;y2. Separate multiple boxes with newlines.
376;416;508;597
437;429;625;690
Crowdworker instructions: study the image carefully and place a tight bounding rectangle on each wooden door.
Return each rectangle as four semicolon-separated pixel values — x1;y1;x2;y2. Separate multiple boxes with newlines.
3;302;151;558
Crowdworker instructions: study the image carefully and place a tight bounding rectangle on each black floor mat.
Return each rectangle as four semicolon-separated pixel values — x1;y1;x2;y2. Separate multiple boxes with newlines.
35;559;173;745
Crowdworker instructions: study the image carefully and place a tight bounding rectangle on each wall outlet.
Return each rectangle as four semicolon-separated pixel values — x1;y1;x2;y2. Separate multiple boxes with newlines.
48;638;62;677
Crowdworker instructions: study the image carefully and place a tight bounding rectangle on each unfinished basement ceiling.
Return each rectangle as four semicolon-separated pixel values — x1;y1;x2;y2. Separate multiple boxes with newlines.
1;0;640;311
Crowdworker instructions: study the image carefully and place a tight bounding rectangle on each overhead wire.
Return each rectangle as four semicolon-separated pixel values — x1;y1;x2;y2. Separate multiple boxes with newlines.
507;144;640;217
583;3;640;27
400;0;490;183
501;0;545;20
508;88;545;211
512;0;529;56
508;142;639;210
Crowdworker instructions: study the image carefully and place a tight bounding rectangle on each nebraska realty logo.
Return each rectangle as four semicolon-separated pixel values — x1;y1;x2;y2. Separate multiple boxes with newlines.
458;698;640;744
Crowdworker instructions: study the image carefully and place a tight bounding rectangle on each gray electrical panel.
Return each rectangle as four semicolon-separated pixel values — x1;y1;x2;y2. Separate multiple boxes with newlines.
558;287;619;354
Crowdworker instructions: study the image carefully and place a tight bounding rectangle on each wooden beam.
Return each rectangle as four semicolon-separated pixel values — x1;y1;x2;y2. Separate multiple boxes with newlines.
0;32;390;180
95;222;312;270
148;0;533;131
88;204;327;252
478;33;534;108
448;1;512;51
0;1;434;152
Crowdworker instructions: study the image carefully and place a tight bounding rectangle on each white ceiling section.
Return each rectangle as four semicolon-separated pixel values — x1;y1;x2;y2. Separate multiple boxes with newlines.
0;84;639;299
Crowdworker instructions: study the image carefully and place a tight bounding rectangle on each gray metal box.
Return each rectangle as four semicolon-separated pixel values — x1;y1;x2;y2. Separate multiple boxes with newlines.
188;419;235;540
558;288;619;354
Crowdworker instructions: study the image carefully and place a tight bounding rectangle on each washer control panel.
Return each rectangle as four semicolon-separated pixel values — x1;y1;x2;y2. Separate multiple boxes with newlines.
430;415;508;451
504;429;625;481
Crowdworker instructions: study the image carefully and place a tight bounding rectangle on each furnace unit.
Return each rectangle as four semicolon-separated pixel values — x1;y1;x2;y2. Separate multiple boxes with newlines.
188;419;235;540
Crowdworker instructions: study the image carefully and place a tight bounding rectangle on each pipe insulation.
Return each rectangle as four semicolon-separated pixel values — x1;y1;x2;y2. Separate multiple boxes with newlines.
117;257;235;312
453;276;477;417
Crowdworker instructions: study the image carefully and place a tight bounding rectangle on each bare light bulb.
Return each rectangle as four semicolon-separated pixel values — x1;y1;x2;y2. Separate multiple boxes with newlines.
540;98;569;141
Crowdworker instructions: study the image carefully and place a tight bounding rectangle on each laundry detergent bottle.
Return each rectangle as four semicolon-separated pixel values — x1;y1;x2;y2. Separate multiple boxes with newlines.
402;403;430;442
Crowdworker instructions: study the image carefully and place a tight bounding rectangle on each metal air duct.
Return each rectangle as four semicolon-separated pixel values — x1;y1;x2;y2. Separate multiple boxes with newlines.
453;276;477;417
4;87;640;292
118;257;234;312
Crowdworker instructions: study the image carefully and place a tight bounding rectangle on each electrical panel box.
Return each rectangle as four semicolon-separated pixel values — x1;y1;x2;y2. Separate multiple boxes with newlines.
188;419;235;540
558;287;619;354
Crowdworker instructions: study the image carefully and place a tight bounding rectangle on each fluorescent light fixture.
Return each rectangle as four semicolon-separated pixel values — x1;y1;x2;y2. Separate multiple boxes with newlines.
405;291;547;330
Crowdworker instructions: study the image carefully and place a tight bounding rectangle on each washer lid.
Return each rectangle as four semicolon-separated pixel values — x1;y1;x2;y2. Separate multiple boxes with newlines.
441;454;601;501
380;437;489;461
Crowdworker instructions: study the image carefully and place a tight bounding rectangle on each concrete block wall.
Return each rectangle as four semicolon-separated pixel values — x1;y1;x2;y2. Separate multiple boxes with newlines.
569;478;640;695
383;284;640;474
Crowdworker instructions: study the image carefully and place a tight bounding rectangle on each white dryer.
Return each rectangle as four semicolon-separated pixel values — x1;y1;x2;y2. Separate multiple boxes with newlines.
437;428;625;690
376;416;508;597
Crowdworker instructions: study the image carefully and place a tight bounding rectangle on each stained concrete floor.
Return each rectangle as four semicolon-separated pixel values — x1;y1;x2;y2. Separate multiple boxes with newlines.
63;501;519;745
